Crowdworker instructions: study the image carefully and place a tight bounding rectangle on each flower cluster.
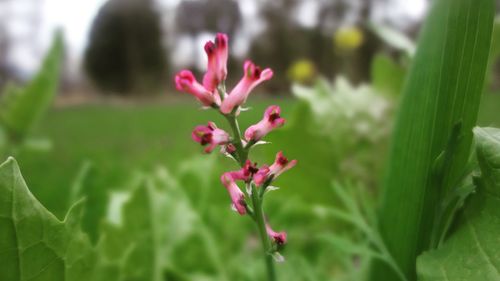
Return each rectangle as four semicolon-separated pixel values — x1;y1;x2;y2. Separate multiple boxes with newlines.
175;33;296;256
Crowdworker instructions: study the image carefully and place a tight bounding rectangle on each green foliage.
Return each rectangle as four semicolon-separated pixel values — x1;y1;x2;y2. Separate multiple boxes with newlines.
485;17;500;88
98;177;165;281
371;0;495;280
371;54;407;97
0;32;63;142
417;127;500;280
291;77;392;186
0;157;96;281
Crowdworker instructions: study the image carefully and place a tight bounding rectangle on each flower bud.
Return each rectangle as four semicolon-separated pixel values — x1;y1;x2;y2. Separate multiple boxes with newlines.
244;105;285;141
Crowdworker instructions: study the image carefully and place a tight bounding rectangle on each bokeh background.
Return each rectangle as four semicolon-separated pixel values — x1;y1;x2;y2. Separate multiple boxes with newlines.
1;0;500;280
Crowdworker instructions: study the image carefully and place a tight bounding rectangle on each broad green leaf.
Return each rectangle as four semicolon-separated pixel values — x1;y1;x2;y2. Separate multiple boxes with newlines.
98;177;164;281
0;157;96;281
98;168;206;281
416;127;500;280
370;0;494;280
0;31;63;141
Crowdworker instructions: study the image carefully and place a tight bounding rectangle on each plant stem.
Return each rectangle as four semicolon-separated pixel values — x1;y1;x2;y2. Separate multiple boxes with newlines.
224;114;247;166
251;184;276;281
224;113;276;281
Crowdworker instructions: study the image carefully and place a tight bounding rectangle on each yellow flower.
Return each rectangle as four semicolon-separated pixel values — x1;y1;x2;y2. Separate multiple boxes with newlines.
287;59;316;84
334;26;364;50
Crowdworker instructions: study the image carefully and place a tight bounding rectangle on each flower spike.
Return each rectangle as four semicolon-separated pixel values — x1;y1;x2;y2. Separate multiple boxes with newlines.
176;32;293;273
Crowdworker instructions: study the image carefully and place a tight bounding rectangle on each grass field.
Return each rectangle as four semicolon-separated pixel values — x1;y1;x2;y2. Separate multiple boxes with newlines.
14;92;500;219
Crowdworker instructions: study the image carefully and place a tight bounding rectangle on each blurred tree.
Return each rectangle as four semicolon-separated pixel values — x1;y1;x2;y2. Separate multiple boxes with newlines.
175;0;241;37
174;0;241;78
0;25;9;89
249;0;336;92
84;0;167;95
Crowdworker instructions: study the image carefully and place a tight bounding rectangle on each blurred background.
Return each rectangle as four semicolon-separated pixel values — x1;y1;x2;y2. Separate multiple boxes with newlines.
0;0;499;280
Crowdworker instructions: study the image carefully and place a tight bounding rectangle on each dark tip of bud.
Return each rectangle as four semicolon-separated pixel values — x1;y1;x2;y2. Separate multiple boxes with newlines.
269;112;281;122
215;35;227;47
254;67;262;78
278;156;288;165
204;41;216;54
200;133;212;145
248;165;259;175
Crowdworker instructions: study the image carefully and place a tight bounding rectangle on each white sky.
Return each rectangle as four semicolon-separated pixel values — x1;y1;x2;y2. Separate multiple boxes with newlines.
3;0;428;77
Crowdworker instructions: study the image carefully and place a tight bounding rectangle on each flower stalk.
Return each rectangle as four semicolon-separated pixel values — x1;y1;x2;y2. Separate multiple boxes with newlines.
175;32;295;281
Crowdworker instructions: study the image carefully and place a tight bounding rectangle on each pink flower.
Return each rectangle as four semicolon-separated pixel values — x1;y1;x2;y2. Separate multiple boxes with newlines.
192;122;230;153
253;165;270;186
221;173;247;215
266;222;287;245
202;33;229;91
220;60;273;114
175;70;221;106
224;160;258;182
252;152;296;186
244;105;285;141
269;151;297;177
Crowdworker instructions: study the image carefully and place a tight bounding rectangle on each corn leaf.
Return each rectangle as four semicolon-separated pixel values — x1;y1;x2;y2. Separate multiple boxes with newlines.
417;127;500;280
370;0;494;279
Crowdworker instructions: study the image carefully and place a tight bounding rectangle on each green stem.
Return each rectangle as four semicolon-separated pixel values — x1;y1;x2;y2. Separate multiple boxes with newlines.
224;114;247;166
251;184;276;281
224;112;276;281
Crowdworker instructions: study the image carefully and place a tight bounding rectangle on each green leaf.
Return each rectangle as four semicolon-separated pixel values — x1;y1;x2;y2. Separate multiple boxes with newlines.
485;17;500;88
416;127;500;280
0;157;96;281
98;176;164;281
370;0;495;279
0;31;63;141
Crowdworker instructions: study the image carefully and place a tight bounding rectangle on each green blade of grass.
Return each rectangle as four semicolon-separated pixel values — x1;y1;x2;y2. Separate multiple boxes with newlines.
369;0;494;280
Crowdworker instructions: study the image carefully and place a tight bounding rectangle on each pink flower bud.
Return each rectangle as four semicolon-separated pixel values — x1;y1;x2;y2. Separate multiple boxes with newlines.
215;33;228;81
221;173;247;215
266;222;287;245
192;122;230;153
225;143;236;154
253;165;270;186
220;60;273;114
202;33;229;91
253;152;296;186
224;160;258;182
175;70;221;106
244;105;285;141
203;41;218;91
269;151;297;178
